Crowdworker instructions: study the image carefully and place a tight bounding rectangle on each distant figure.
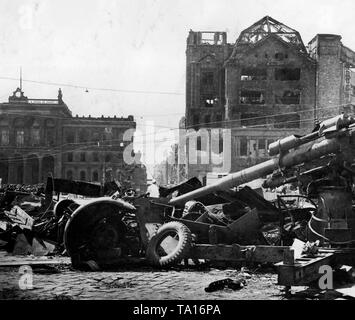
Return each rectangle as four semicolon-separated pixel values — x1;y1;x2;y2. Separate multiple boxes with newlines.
147;180;160;198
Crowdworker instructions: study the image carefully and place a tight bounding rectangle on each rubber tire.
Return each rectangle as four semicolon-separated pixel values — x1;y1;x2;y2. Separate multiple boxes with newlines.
146;221;192;267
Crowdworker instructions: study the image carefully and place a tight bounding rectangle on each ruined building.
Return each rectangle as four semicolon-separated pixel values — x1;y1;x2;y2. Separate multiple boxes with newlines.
0;87;147;193
185;16;355;180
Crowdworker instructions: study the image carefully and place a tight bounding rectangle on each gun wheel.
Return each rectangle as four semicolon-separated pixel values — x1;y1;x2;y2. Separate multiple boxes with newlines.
146;221;192;267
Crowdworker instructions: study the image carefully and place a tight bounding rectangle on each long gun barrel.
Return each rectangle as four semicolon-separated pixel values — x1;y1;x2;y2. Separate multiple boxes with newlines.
268;114;354;156
169;115;355;206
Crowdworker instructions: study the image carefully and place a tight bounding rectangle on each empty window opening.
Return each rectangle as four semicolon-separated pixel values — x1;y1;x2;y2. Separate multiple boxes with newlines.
275;68;301;81
216;114;222;122
203;96;217;107
274;114;300;128
200;32;224;45
202;72;214;86
258;139;267;157
240;138;247;156
249;139;257;157
67;152;73;162
275;91;300;104
240;91;265;104
240;68;267;81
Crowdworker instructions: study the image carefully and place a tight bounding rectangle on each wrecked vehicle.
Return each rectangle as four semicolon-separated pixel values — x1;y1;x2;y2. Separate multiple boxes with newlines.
54;114;355;290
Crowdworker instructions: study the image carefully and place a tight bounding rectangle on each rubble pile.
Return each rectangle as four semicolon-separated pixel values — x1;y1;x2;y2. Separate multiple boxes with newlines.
0;184;68;257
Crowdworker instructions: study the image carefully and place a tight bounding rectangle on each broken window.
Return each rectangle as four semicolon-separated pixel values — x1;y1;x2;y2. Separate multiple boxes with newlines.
274;114;300;128
80;152;86;162
240;137;247;156
275;68;301;81
1;129;9;146
240;68;267;81
258;139;267;157
240;91;265;104
202;72;214;86
249;139;257;157
203;95;217;107
67;152;73;162
200;32;224;45
275;91;300;104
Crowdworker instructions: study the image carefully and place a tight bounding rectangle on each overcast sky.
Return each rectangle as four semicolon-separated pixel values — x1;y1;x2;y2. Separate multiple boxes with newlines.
0;0;354;167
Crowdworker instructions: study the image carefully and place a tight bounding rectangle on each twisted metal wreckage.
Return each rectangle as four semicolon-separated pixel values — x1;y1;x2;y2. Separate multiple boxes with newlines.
43;114;355;289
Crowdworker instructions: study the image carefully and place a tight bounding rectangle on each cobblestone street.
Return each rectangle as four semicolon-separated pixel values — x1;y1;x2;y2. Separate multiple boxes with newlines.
0;256;288;300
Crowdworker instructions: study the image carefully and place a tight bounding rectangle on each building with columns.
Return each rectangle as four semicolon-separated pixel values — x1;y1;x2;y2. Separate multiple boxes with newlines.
0;87;147;192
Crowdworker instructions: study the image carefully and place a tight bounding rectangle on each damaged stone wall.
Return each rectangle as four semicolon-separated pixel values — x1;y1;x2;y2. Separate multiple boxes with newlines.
184;17;355;178
308;34;355;120
226;35;317;172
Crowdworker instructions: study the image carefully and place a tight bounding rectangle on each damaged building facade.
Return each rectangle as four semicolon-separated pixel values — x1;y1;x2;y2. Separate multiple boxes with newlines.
0;87;147;192
184;16;355;180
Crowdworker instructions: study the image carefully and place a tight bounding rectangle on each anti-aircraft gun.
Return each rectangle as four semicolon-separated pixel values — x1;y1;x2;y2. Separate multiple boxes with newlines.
169;114;355;246
62;114;355;289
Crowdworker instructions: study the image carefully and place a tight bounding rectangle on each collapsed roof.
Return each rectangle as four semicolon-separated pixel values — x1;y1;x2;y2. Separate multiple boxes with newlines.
233;15;307;54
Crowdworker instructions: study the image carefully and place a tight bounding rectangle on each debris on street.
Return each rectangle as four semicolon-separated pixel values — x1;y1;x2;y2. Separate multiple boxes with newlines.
1;114;355;301
204;277;247;292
